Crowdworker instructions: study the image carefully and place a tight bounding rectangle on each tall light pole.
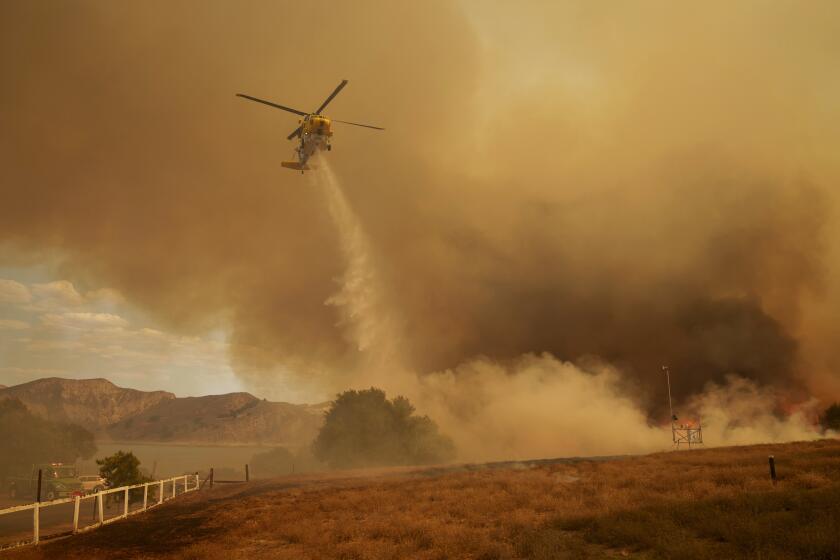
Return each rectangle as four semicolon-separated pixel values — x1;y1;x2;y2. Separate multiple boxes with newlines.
662;365;675;443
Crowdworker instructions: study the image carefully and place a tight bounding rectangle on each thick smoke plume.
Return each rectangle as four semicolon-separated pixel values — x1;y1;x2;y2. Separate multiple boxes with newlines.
2;1;839;458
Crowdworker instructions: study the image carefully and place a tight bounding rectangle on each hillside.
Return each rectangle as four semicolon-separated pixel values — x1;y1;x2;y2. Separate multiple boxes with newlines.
105;392;326;445
0;378;174;431
0;378;326;446
6;439;839;560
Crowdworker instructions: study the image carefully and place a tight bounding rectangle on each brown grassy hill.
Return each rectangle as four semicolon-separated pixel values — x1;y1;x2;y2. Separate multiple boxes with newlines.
7;439;839;560
104;392;326;445
0;377;174;431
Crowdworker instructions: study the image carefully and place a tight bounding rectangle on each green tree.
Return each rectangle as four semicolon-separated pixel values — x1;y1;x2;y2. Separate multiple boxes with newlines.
96;450;148;487
312;388;455;469
0;398;96;482
821;403;840;432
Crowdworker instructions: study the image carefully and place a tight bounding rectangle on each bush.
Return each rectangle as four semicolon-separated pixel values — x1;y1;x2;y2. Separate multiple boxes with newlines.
312;388;455;469
96;450;149;487
0;398;96;482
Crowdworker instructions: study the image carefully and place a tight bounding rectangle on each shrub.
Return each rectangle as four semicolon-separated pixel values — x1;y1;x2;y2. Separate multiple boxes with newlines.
312;388;455;469
96;450;149;487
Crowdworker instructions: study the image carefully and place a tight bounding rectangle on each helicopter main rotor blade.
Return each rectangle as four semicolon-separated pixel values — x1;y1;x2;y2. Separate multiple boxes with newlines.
236;93;308;116
314;80;348;115
287;125;303;140
332;119;385;131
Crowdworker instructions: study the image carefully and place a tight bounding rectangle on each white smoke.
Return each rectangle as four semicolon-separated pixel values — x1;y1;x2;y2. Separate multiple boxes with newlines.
685;375;834;446
415;355;833;462
417;354;668;461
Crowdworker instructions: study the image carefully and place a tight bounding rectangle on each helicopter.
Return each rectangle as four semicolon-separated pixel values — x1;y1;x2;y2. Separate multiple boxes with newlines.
236;80;384;173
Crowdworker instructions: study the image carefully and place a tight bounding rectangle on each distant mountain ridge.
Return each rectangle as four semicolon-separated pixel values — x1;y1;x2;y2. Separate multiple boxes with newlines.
0;378;326;446
0;377;174;430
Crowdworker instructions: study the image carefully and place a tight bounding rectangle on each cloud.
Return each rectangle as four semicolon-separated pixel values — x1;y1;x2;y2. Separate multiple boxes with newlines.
24;339;85;352
41;312;129;330
0;279;31;305
0;319;29;330
22;280;86;312
84;287;124;302
0;367;67;385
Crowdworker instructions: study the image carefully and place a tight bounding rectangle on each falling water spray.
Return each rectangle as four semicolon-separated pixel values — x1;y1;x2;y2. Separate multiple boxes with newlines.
311;159;405;374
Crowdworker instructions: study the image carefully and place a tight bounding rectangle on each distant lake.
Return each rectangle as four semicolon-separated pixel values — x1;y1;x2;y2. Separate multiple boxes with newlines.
79;441;283;478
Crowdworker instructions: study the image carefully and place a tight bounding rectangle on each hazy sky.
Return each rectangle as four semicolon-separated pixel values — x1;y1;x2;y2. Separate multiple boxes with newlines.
2;0;839;419
0;264;244;396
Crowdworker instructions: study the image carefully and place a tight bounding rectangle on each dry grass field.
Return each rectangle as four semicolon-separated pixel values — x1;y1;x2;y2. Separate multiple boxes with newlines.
5;439;840;560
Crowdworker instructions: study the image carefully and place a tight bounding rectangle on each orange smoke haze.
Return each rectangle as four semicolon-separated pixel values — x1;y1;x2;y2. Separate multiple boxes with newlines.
1;1;839;457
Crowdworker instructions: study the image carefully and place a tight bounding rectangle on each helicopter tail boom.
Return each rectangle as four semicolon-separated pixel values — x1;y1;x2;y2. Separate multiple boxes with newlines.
281;161;311;171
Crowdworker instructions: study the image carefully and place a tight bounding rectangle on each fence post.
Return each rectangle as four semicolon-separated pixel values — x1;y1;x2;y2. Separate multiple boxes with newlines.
210;468;214;489
98;492;104;525
172;478;176;499
769;455;777;484
73;495;80;533
245;464;250;482
143;483;148;510
32;502;40;544
123;487;129;517
159;480;163;504
36;469;42;503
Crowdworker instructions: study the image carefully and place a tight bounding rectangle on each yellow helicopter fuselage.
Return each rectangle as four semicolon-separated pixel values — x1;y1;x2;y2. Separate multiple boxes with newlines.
281;114;333;172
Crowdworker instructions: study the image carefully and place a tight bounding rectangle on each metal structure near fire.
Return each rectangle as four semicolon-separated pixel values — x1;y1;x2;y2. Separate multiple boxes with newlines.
663;365;704;449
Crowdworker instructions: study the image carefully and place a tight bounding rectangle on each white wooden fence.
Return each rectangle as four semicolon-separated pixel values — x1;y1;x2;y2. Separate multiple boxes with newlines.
0;474;200;550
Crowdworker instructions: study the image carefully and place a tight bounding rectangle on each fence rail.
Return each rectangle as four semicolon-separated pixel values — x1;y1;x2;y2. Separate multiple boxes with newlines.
0;474;200;550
